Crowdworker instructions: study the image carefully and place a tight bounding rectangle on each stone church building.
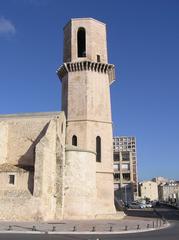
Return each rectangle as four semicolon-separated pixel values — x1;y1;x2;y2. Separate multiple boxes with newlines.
0;18;122;221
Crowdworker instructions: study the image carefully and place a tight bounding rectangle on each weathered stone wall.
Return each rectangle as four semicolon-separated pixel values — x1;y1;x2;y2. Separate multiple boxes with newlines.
0;171;29;191
0;122;8;164
55;116;66;219
0;195;39;221
0;112;64;166
64;71;111;122
63;147;96;219
63;70;115;216
7;118;50;166
63;18;108;63
61;18;116;218
95;173;115;215
0;112;66;221
33;119;57;220
34;114;65;220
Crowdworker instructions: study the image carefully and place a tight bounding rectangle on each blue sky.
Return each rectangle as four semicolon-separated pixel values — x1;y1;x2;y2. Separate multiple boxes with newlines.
0;0;179;180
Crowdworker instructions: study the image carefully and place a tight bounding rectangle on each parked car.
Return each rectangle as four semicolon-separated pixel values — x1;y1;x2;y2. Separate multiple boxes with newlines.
145;203;153;208
129;202;146;209
151;200;160;207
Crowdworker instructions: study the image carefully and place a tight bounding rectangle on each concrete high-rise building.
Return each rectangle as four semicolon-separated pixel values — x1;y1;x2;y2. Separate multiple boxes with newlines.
113;136;138;203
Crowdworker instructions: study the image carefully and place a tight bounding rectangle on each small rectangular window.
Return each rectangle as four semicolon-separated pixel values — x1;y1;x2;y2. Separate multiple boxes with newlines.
122;151;130;161
114;173;120;180
9;175;15;185
113;152;120;161
122;173;130;181
97;55;100;62
122;163;130;170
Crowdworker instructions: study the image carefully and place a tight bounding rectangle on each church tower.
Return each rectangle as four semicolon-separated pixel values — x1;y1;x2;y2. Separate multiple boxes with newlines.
57;18;116;219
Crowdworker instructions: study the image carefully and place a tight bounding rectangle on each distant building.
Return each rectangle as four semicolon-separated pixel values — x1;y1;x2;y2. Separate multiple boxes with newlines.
176;193;179;206
158;182;179;204
139;181;158;201
152;176;169;185
113;136;138;203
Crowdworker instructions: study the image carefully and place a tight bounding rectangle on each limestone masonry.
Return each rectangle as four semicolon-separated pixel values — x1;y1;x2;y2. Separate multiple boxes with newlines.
0;18;124;221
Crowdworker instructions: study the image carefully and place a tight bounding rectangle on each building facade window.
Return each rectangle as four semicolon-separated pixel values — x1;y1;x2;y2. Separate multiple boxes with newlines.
121;151;130;161
122;173;130;181
97;54;101;62
122;163;130;170
113;152;120;161
77;28;86;57
114;173;120;180
72;135;77;146
9;174;15;185
114;164;119;170
96;136;101;162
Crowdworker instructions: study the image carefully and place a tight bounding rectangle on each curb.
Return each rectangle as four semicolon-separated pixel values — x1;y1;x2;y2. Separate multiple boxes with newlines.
0;223;170;235
0;231;43;234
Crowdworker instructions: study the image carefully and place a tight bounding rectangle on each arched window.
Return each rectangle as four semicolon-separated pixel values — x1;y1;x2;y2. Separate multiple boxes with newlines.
96;136;101;162
72;135;77;146
77;28;86;57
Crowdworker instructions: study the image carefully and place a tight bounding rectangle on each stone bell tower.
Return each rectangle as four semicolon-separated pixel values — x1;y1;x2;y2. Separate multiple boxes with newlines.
57;18;117;219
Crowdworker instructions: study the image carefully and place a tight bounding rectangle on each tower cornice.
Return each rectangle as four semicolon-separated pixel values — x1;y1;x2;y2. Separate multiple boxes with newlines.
63;18;106;30
57;61;115;84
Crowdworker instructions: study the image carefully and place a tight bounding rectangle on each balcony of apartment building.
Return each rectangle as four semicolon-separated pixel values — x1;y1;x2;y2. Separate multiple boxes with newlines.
121;152;130;162
113;166;120;173
121;163;130;172
122;173;131;184
114;174;131;184
113;152;120;163
114;162;130;172
114;173;120;183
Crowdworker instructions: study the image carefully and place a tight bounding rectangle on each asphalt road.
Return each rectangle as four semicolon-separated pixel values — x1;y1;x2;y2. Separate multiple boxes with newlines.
0;207;178;240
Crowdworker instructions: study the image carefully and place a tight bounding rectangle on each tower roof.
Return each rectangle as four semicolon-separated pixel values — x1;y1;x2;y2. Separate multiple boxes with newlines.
63;17;106;30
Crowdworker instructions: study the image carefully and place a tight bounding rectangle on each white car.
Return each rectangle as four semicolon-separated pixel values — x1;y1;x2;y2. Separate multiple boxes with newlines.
145;203;152;208
129;202;146;209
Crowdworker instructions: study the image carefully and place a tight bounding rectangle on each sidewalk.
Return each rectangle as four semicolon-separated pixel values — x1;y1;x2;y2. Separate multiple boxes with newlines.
0;215;169;234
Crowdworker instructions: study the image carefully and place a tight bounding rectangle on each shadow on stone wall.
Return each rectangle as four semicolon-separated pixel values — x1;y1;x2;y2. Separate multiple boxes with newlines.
16;122;50;194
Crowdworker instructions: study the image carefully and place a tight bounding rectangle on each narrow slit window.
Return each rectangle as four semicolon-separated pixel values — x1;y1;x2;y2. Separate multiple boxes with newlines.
72;135;77;146
9;175;15;185
77;28;86;57
97;55;101;62
96;136;101;162
61;123;63;134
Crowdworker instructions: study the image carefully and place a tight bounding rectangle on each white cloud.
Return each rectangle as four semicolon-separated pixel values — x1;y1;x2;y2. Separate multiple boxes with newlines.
0;17;16;35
